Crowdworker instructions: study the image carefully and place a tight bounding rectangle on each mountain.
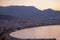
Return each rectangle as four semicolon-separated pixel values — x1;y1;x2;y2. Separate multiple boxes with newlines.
40;9;60;20
0;6;41;19
0;6;60;20
0;6;60;40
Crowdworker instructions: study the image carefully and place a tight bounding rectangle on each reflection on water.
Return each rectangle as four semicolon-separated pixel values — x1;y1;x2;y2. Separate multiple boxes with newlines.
10;25;60;40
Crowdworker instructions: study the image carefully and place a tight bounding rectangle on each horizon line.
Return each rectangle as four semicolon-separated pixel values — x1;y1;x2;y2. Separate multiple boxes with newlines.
0;5;60;11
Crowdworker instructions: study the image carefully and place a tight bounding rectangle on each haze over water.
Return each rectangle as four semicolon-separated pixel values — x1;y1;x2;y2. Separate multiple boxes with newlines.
10;25;60;40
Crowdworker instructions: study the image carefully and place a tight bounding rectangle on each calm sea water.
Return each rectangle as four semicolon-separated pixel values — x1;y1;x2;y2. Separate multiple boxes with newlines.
10;25;60;40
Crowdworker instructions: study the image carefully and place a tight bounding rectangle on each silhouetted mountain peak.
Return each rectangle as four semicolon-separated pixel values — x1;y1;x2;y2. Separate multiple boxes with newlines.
46;8;53;10
42;8;57;13
43;8;55;11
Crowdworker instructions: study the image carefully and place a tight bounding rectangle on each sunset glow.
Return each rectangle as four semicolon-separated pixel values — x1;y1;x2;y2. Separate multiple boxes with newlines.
0;0;60;10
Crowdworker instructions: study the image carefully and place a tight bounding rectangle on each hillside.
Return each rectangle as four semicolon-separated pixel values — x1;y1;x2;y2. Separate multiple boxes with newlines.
0;6;60;40
0;15;60;40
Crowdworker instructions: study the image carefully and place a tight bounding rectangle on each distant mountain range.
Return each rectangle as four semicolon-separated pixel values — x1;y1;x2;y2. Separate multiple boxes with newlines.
0;6;60;40
0;6;60;20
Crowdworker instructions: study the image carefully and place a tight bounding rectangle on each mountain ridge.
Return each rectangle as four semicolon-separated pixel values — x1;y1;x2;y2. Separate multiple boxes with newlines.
0;6;60;20
0;6;60;11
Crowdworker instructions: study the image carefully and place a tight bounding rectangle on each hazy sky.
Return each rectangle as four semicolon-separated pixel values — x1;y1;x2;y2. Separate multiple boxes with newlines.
0;0;60;10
